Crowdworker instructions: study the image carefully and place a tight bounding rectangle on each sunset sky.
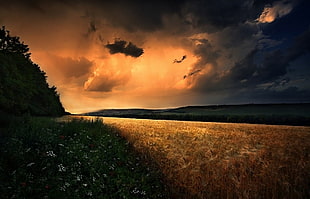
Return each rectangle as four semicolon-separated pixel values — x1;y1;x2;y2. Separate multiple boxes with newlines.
1;0;309;113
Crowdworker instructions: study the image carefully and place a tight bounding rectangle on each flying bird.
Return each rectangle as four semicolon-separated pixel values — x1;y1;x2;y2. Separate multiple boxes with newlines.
173;55;186;63
183;69;201;79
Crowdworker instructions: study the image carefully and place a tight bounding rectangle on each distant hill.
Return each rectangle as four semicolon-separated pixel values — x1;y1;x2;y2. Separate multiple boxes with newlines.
84;103;310;126
0;26;66;117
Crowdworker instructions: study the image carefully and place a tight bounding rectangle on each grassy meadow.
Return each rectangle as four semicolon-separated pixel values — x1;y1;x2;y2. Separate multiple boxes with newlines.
0;117;169;199
91;116;309;199
1;115;309;199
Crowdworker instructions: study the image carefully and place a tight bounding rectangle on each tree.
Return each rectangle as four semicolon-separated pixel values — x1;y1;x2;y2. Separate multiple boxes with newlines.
0;26;30;59
0;26;65;116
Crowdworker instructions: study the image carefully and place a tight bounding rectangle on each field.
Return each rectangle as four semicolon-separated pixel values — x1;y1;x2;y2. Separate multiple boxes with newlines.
74;116;310;199
0;117;169;199
2;115;309;198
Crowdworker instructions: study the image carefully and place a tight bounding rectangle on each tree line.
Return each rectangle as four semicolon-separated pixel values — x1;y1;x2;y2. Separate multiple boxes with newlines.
0;26;66;116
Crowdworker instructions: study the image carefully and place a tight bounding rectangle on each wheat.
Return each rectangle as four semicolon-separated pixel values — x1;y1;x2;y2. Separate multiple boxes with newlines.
74;116;310;198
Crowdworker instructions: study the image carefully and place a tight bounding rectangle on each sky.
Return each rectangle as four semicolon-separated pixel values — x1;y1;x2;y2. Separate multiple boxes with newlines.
0;0;309;113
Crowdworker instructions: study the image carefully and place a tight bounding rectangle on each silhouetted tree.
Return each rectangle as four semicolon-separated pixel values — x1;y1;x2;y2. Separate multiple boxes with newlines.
0;26;65;116
0;26;30;59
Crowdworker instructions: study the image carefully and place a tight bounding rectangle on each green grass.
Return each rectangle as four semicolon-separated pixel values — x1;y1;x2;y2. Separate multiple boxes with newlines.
0;117;169;199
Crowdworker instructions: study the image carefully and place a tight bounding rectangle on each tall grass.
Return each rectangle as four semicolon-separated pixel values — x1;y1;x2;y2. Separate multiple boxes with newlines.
100;117;310;199
0;117;169;199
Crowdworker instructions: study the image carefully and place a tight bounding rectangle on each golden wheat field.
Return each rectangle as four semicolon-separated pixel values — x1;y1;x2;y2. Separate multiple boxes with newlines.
66;116;310;199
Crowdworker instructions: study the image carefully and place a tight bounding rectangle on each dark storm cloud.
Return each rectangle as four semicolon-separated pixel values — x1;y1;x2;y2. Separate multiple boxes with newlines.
105;39;144;57
2;0;270;33
193;39;220;66
79;0;187;32
93;0;272;33
193;28;310;103
230;86;310;104
182;0;270;32
0;0;284;33
184;38;220;81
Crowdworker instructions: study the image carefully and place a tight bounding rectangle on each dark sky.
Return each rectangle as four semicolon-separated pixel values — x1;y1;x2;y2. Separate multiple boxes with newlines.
0;0;309;112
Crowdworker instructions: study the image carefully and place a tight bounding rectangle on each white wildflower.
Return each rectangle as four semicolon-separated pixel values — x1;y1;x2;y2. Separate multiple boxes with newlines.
141;190;146;195
132;187;139;194
26;162;35;167
46;151;56;157
76;175;82;181
87;191;93;196
58;164;66;172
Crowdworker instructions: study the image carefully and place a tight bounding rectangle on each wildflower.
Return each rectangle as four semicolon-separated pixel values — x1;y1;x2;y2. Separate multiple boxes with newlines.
45;185;50;189
59;135;65;139
76;175;82;181
20;182;27;187
89;144;95;148
26;162;35;167
46;151;56;157
66;151;73;155
132;187;139;194
58;164;66;172
87;191;93;196
141;190;146;195
83;183;88;187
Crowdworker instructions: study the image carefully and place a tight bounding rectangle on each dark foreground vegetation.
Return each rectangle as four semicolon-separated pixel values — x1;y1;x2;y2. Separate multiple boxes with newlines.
86;103;310;126
0;117;169;199
0;26;65;116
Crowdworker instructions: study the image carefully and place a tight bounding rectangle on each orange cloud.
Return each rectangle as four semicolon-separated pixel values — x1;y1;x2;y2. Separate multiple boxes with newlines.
257;1;294;23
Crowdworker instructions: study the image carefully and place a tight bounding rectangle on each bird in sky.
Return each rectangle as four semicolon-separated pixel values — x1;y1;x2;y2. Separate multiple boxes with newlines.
173;55;186;63
183;69;201;79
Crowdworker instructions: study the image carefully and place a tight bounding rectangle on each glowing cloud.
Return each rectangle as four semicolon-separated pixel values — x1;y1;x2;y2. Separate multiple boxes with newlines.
257;0;294;23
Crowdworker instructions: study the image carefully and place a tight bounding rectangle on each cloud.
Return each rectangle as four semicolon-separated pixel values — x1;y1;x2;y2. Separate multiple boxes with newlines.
49;55;94;78
84;70;131;92
74;0;187;32
1;0;309;112
105;39;144;57
232;86;310;104
257;0;294;23
181;0;267;33
191;28;310;102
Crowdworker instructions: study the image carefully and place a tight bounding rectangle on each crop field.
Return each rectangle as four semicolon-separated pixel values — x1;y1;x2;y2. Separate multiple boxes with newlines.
73;116;310;199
